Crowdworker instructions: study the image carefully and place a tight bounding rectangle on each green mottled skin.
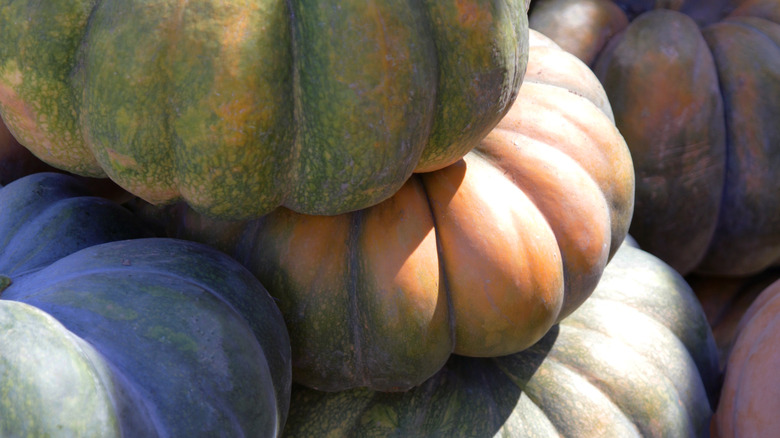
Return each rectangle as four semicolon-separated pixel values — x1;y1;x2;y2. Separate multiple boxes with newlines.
0;0;100;175
282;245;720;437
1;302;127;437
0;174;292;436
0;0;528;220
416;0;528;172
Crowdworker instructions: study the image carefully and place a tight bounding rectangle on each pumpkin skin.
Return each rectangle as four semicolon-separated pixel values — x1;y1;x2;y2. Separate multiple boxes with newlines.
0;173;292;436
0;0;528;220
0;115;128;200
711;278;780;437
688;267;780;369
530;0;780;276
0;115;52;185
131;29;634;392
281;244;720;437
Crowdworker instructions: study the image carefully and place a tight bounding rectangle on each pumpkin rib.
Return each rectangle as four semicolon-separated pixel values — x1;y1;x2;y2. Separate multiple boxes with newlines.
346;209;367;387
473;130;612;320
715;283;780;436
547;324;700;436
0;197;135;277
64;332;160;436
0;174;94;251
501;79;633;260
416;173;458;360
559;296;713;426
728;311;780;436
696;16;780;275
521;354;640;436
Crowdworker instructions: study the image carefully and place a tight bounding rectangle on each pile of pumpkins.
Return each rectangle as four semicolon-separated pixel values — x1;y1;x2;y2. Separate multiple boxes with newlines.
0;0;777;436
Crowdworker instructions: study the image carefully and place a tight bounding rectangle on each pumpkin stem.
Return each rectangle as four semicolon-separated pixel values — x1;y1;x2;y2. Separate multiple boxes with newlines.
0;275;11;294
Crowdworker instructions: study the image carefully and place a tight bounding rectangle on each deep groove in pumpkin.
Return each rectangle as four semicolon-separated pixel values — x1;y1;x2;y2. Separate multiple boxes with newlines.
418;173;457;352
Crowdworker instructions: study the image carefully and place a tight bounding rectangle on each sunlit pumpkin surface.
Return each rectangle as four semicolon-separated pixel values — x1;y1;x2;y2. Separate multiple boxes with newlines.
0;0;529;219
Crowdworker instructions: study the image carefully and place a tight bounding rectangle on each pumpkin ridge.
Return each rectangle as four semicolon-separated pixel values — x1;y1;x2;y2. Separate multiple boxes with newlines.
65;330;160;436
561;296;713;423
417;173;458;354
0;174;91;251
522;354;638;435
535;349;629;423
285;0;302;206
347;209;368;386
547;324;699;435
1;197;117;276
697;17;780;274
731;311;780;433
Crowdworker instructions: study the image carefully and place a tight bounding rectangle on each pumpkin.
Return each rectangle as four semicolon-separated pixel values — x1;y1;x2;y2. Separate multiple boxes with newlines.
0;115;53;185
711;278;780;437
688;267;780;369
281;243;720;437
0;0;529;220
1;115;128;200
0;173;292;436
130;29;634;392
529;0;780;276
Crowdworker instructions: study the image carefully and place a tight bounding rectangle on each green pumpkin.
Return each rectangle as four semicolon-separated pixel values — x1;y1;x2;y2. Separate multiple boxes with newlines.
282;244;720;437
0;0;529;219
530;0;780;276
0;173;292;437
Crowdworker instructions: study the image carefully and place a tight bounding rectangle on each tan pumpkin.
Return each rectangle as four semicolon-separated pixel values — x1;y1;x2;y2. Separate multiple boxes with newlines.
130;29;634;392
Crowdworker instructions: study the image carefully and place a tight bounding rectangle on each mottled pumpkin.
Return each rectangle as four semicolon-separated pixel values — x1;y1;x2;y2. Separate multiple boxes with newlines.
0;115;127;200
281;244;720;437
711;278;780;437
530;0;780;276
0;173;292;437
0;0;529;219
131;29;634;392
0;115;52;185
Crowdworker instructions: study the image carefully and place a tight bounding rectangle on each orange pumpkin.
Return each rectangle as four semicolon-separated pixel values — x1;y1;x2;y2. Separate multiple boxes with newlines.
131;30;634;391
